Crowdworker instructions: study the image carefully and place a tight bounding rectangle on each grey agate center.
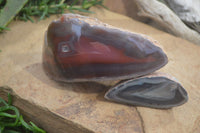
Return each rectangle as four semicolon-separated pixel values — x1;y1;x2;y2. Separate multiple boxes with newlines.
105;76;188;108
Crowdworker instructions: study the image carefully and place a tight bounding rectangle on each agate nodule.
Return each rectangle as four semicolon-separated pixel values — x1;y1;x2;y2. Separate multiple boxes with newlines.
43;14;168;82
105;74;188;108
42;14;188;109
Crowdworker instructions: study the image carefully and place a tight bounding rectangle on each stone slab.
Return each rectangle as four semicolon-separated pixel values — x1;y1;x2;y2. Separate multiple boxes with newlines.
0;8;200;133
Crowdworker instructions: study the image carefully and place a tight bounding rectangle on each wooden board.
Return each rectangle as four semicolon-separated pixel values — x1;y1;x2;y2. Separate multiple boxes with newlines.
0;8;200;133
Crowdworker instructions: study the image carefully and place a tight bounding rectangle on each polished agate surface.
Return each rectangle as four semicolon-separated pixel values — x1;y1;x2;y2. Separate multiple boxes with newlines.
42;14;188;109
105;76;188;108
43;14;168;82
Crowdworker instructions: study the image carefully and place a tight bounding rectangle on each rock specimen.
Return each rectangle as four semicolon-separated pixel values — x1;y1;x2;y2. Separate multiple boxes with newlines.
43;13;168;82
43;13;188;108
105;73;188;108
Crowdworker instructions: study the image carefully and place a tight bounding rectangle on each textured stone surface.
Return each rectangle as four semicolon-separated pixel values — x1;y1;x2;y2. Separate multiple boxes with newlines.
0;7;200;133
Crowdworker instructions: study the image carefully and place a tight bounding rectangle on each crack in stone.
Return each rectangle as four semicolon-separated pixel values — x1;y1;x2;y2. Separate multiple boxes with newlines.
135;107;145;133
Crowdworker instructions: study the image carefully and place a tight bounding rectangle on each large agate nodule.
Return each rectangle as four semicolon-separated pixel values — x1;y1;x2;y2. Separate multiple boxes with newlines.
43;14;168;82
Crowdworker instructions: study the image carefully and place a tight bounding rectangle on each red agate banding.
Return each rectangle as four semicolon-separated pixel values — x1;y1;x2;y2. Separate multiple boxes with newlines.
43;14;168;82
